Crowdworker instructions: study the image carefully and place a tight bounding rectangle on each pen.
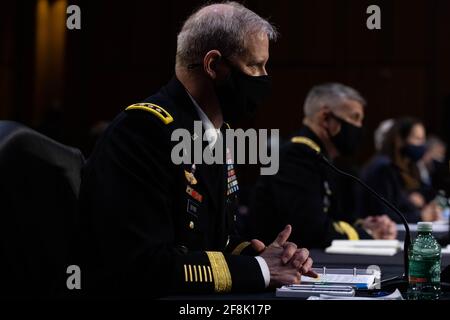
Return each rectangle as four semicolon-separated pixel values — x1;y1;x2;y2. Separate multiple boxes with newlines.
286;285;353;291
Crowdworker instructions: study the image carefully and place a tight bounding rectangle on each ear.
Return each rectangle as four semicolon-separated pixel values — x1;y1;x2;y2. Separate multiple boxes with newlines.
318;106;332;129
203;50;222;80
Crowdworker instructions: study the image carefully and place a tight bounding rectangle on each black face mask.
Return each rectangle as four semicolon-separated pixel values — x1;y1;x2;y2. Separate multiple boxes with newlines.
214;60;272;122
329;113;363;155
401;144;426;162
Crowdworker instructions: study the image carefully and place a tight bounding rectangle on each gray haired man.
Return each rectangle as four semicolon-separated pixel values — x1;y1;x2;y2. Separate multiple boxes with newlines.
79;2;316;297
251;83;398;249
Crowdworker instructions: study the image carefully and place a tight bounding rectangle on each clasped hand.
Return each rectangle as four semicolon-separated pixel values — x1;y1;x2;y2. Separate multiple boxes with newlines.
252;225;318;288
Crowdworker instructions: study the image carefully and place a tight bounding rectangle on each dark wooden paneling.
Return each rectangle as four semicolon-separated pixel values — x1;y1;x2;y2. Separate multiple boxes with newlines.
4;0;450;158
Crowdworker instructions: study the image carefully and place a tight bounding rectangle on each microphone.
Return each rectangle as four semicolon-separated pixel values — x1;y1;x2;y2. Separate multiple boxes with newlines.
292;136;412;285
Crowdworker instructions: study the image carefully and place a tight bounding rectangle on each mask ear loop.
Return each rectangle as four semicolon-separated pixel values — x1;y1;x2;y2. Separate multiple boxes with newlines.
187;63;202;70
188;55;230;71
323;110;337;139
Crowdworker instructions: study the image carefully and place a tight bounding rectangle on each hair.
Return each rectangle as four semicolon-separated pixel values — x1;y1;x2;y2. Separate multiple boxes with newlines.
426;135;446;150
374;118;394;151
303;83;367;118
176;1;278;67
380;117;424;158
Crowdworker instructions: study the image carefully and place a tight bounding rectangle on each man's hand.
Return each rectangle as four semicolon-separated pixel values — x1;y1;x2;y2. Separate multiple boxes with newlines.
252;225;318;288
363;215;397;239
421;201;443;222
409;191;426;208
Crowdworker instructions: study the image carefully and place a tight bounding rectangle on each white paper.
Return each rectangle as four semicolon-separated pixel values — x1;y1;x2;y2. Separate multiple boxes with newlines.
396;223;449;233
330;240;400;248
325;246;397;256
301;273;375;287
307;289;404;300
442;245;450;255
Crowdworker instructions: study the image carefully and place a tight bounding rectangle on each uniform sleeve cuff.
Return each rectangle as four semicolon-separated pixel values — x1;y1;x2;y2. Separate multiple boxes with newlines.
254;256;270;288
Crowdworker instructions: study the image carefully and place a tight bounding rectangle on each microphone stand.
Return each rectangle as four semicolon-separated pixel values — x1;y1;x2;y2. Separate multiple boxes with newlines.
316;153;412;290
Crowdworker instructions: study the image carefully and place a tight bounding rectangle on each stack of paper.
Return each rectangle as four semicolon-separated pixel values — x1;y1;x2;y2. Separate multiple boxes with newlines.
325;240;400;256
301;273;376;289
442;245;450;255
307;289;404;300
396;222;449;233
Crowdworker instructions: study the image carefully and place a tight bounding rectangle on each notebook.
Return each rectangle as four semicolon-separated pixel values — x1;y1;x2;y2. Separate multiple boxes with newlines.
325;240;400;256
300;267;380;289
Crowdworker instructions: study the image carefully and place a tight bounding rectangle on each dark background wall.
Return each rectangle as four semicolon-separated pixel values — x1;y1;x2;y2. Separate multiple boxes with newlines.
2;0;450;163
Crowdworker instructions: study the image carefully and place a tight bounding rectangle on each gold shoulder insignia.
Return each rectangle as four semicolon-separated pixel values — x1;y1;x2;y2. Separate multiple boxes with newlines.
333;221;359;240
291;136;321;153
126;103;174;125
223;122;231;129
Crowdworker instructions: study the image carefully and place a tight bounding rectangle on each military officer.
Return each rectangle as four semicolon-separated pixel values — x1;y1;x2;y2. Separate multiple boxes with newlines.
250;83;398;249
78;2;316;298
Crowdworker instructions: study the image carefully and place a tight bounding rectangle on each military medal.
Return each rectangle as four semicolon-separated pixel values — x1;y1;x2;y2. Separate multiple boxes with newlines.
184;165;197;185
186;185;203;203
226;147;239;195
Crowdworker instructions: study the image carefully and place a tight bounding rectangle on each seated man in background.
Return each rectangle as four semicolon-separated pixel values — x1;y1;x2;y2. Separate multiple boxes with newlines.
250;83;397;249
78;2;316;298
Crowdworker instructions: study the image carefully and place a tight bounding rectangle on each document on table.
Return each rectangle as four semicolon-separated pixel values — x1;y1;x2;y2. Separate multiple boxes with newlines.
307;289;404;300
325;240;400;256
301;273;375;289
397;222;449;233
442;245;450;255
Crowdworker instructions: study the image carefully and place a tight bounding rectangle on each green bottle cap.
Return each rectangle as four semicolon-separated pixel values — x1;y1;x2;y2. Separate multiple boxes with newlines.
417;222;433;232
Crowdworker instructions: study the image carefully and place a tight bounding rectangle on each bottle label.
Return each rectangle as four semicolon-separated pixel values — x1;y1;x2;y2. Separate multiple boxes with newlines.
409;259;440;284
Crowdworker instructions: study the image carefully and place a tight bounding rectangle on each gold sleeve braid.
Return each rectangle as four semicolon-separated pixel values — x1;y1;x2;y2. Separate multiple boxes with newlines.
206;251;232;293
231;241;251;255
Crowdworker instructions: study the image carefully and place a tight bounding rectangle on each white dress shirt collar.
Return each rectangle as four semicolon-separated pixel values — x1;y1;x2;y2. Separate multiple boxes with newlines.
187;91;221;148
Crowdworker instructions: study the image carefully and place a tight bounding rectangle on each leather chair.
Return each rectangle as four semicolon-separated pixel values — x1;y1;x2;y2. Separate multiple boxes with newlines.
0;121;84;298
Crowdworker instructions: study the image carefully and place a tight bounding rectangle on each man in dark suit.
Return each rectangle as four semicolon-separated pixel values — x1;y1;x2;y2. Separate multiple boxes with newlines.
78;2;316;297
250;83;397;249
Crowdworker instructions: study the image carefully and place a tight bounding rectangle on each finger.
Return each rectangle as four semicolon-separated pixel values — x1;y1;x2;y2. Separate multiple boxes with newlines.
283;272;301;285
250;239;266;253
304;269;319;278
294;272;301;284
272;270;301;287
390;223;397;234
272;224;292;247
281;242;297;264
300;257;313;274
291;248;309;268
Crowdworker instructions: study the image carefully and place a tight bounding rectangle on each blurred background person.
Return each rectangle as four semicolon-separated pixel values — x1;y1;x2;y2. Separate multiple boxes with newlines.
358;117;442;223
250;83;397;249
374;118;395;152
418;135;447;189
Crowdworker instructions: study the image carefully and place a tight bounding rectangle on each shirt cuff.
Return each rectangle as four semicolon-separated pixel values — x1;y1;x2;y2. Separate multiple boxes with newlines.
254;256;270;288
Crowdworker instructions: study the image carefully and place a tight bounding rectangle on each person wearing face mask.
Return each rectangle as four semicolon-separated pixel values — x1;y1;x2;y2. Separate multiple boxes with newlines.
77;2;317;298
358;117;443;223
417;136;448;191
249;83;397;249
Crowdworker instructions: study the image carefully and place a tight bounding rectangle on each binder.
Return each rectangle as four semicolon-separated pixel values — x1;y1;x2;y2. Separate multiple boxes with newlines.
300;266;381;290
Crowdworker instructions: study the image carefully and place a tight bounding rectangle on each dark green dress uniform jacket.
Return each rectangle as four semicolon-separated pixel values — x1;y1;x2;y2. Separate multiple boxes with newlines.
78;77;265;297
250;126;370;249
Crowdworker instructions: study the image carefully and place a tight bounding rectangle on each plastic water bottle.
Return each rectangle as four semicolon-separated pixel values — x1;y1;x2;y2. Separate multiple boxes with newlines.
408;222;441;300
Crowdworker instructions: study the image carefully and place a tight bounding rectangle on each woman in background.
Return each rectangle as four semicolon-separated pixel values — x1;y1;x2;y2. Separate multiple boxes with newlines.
358;117;442;223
